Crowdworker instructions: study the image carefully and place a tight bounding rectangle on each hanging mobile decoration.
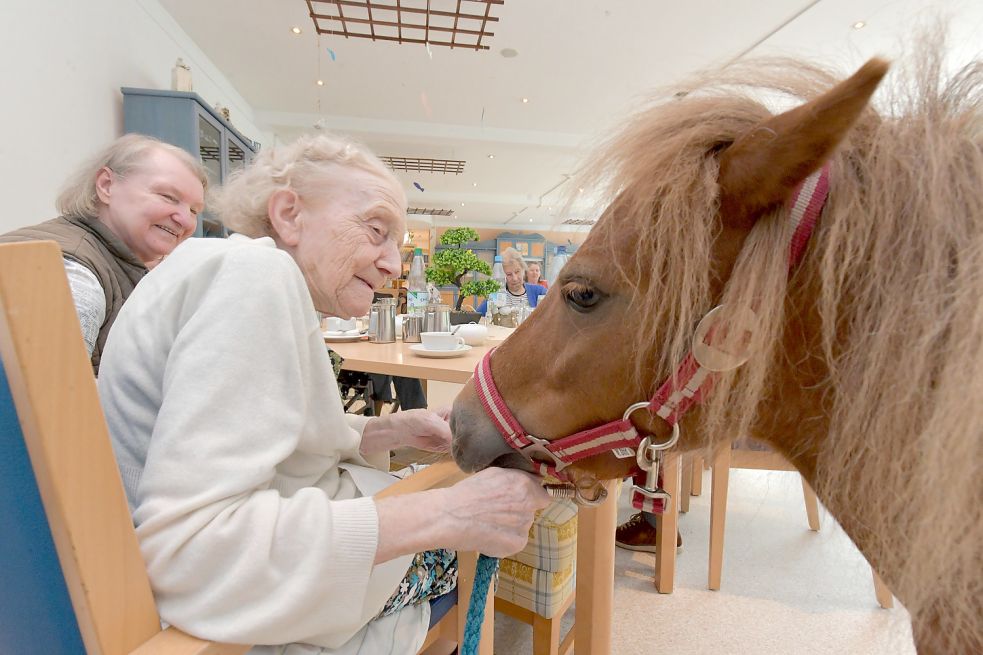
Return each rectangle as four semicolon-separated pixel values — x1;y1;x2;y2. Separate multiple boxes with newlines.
326;48;337;61
315;34;323;115
425;0;433;60
413;182;425;192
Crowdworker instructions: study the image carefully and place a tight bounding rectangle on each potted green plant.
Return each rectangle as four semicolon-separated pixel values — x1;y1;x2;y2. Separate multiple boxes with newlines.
426;227;499;323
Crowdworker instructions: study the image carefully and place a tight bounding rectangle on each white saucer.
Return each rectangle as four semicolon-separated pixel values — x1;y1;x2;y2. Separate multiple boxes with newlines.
323;332;368;342
409;344;472;358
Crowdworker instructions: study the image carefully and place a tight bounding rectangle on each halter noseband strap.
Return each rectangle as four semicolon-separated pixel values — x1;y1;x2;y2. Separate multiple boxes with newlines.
472;165;831;509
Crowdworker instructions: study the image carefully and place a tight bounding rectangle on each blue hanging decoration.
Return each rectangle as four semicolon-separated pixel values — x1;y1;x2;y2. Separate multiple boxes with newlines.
326;48;337;61
413;182;425;192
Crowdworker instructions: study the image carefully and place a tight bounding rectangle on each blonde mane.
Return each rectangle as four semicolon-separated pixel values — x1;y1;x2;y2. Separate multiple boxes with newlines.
579;42;982;648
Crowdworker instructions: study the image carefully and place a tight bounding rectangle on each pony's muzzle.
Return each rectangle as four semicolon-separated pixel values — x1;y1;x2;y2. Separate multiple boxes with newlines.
450;381;533;473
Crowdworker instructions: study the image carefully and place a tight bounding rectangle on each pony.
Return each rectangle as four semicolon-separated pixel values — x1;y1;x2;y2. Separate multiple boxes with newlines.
449;40;982;654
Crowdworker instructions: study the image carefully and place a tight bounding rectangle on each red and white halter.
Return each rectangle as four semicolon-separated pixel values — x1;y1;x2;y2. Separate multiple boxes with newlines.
473;166;831;510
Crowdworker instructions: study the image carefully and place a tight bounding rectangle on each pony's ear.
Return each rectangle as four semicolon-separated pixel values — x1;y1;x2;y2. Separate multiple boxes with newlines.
718;58;889;230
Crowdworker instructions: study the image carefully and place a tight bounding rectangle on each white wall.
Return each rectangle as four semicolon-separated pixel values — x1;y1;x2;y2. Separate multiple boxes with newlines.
0;0;270;233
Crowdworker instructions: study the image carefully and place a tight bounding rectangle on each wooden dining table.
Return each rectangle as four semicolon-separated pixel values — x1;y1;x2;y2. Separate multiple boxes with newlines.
326;334;493;386
326;328;621;654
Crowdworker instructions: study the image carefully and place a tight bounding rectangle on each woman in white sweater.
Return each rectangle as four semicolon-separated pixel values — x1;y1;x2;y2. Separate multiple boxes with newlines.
98;134;549;654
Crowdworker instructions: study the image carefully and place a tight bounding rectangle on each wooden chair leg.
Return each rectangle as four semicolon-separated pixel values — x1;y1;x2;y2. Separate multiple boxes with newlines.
708;444;731;591
872;568;894;609
574;479;618;654
800;476;821;531
532;613;561;655
690;456;703;496
679;454;693;513
654;452;681;594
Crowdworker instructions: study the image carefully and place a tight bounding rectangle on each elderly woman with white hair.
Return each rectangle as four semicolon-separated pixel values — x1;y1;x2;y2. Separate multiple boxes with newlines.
97;134;549;654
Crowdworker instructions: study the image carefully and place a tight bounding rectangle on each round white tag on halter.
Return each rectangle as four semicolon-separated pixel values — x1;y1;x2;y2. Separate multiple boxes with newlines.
692;305;758;372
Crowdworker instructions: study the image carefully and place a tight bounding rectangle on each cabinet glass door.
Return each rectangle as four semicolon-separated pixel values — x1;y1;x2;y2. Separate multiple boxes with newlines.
227;137;246;177
197;113;225;237
197;114;222;185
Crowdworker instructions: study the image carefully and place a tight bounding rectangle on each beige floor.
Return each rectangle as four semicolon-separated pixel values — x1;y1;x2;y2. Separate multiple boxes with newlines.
423;382;917;654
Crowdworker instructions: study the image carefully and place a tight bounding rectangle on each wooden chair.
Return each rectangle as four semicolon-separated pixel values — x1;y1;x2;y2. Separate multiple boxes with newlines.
0;241;489;655
709;440;894;608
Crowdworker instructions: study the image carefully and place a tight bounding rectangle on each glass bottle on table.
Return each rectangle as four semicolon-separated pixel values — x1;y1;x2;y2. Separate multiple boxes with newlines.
407;248;427;318
489;255;507;326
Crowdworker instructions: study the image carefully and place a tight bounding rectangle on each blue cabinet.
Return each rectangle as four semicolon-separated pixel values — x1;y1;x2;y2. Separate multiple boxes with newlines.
122;88;260;238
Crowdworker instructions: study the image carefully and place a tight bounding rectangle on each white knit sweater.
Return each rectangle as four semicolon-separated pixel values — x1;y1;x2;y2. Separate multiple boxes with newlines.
98;235;426;653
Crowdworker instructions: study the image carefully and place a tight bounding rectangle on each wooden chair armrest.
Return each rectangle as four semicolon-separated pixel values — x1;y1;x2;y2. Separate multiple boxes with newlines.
129;627;250;655
376;458;468;499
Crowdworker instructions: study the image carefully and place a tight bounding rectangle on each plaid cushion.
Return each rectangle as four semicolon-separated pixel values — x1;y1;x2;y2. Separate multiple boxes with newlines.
496;555;575;618
496;499;578;618
511;498;578;572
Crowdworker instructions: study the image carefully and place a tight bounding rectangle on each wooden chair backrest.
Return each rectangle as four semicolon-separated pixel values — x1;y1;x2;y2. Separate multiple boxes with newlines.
0;241;248;655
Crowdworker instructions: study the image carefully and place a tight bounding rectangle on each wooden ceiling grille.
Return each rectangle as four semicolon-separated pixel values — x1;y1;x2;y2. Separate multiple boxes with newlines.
381;156;466;174
305;0;503;50
561;218;597;226
407;207;455;216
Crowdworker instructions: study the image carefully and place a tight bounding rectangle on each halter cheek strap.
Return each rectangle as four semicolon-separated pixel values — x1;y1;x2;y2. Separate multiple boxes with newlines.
471;165;830;510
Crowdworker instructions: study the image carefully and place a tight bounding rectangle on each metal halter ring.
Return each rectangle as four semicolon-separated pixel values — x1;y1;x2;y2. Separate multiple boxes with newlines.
623;402;681;461
575;483;609;507
518;435;569;472
544;482;609;507
635;427;681;471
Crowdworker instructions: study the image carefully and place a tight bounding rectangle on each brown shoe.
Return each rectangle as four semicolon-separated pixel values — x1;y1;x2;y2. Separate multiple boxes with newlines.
615;512;682;553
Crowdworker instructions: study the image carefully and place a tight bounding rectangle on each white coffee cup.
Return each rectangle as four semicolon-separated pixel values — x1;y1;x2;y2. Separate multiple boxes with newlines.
420;331;465;351
324;317;357;332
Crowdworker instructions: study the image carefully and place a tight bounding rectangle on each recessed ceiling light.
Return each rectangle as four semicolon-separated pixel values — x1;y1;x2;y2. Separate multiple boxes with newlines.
291;26;302;35
500;48;519;58
461;202;465;207
487;154;494;159
521;97;529;104
316;79;324;86
472;182;478;187
852;20;866;30
529;218;533;222
578;187;584;193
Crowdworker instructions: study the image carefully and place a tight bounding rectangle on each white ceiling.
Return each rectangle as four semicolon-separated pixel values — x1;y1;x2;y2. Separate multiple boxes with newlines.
159;0;983;230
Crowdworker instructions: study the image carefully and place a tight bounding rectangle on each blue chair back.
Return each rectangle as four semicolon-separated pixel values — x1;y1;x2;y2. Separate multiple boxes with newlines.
0;361;85;653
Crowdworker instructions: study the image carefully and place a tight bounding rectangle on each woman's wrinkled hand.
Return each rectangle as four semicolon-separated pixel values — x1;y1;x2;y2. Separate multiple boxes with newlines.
387;408;452;453
438;468;551;557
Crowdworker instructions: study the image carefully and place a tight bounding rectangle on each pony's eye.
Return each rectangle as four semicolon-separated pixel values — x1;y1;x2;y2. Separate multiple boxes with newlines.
563;282;601;312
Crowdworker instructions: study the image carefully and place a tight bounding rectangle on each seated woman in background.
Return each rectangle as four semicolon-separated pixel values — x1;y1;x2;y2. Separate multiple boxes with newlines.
98;133;549;654
475;246;548;314
0;134;206;374
525;261;548;289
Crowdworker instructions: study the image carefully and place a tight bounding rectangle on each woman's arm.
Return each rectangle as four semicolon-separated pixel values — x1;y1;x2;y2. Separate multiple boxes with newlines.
63;258;105;356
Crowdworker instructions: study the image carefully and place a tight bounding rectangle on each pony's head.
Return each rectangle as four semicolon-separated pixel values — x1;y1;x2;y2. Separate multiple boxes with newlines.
451;58;888;484
451;44;983;650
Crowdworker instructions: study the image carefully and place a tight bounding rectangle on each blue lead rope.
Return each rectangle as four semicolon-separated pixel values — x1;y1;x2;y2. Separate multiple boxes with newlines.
460;554;499;655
